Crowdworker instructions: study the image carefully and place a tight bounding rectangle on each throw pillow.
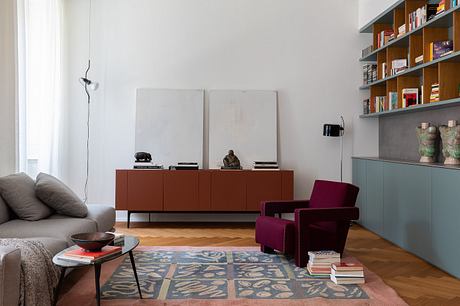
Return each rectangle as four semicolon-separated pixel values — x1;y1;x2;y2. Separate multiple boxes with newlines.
0;196;10;225
35;173;88;218
0;173;53;221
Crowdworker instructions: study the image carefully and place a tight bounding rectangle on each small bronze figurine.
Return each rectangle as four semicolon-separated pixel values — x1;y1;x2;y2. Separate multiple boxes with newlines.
223;150;241;169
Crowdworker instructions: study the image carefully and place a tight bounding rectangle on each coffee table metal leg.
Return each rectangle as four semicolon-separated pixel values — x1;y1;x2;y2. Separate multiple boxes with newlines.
94;264;101;306
129;250;143;299
53;267;66;306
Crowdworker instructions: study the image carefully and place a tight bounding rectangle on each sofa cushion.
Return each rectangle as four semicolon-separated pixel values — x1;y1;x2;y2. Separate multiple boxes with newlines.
0;217;97;246
24;237;68;256
0;173;52;221
35;173;88;218
0;196;9;225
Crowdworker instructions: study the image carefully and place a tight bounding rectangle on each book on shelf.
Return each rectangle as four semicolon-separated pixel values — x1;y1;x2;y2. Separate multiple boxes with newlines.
361;45;374;58
374;96;386;112
170;163;199;170
397;24;406;37
377;29;394;48
402;88;419;108
415;54;424;65
362;64;377;85
381;62;387;79
253;161;279;170
437;0;446;15
57;246;122;264
363;99;370;115
429;40;453;61
454;0;459;7
391;59;407;75
388;92;398;110
409;4;438;31
430;83;440;102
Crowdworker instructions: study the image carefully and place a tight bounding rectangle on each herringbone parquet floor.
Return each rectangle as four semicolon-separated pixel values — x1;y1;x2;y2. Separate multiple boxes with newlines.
115;222;460;305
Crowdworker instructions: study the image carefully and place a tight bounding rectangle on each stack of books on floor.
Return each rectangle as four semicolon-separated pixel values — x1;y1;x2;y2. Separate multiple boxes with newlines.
331;262;365;285
57;246;122;264
253;161;279;170
133;162;163;169
307;250;340;277
430;83;440;102
169;162;199;170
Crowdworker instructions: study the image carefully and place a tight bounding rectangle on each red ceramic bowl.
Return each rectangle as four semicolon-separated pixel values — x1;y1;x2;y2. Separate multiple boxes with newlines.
71;232;115;252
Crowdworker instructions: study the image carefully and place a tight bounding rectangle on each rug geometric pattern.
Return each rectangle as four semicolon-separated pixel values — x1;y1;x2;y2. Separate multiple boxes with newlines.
101;250;368;300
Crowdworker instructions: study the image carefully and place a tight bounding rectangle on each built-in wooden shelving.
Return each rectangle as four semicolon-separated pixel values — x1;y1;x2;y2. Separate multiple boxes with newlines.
360;0;460;118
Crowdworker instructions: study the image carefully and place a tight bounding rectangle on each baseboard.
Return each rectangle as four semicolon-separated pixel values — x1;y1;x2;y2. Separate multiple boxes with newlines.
115;211;259;223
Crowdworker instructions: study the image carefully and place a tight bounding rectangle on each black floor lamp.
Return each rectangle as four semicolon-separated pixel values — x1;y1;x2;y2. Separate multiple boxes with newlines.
323;116;345;182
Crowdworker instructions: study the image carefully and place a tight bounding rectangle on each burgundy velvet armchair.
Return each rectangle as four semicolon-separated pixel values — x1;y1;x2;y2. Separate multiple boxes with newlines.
255;180;359;267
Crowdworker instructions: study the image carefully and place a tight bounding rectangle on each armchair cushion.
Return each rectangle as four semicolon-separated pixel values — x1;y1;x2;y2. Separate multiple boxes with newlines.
255;216;295;254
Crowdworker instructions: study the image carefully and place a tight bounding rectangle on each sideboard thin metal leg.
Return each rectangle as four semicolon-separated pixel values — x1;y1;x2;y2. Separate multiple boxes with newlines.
127;211;131;228
129;250;143;299
53;267;66;306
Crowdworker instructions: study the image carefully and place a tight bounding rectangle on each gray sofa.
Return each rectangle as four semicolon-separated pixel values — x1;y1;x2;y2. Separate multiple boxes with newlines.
0;201;116;306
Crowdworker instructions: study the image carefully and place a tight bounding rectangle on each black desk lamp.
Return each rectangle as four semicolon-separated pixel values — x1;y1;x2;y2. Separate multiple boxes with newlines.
323;116;345;182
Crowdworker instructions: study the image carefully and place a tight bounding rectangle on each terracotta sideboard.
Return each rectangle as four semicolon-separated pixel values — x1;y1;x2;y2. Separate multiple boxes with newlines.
115;169;294;227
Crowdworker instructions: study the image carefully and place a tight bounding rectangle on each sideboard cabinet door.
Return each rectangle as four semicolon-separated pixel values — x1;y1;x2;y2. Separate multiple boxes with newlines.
164;171;199;211
127;171;164;211
352;159;367;225
366;161;384;235
211;172;246;211
431;168;460;278
246;171;282;211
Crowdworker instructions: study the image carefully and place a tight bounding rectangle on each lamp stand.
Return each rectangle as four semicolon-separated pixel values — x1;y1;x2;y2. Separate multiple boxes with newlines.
340;116;344;182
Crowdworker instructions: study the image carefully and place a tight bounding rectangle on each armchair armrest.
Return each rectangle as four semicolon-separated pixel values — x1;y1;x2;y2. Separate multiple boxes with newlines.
0;246;21;306
261;200;310;216
294;207;359;223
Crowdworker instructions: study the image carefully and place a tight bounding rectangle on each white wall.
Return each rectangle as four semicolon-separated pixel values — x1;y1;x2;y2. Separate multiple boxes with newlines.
64;0;379;221
359;0;399;29
0;0;17;176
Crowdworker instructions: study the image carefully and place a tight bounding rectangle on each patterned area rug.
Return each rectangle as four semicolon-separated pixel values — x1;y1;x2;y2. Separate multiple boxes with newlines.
99;247;407;305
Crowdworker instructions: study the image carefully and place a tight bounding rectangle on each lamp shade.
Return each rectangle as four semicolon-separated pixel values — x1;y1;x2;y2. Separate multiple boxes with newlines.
323;124;343;137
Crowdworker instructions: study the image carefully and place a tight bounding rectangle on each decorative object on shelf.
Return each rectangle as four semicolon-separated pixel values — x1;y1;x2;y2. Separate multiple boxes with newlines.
323;116;345;181
416;122;438;163
440;120;460;165
222;150;242;169
134;152;152;163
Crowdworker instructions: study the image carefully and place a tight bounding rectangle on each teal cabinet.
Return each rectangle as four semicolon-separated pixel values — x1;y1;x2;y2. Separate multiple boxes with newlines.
383;163;431;261
431;168;460;278
352;159;366;225
365;160;384;236
352;157;460;279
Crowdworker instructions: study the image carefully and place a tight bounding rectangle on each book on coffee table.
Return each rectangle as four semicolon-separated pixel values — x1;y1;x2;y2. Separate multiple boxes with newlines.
57;246;122;263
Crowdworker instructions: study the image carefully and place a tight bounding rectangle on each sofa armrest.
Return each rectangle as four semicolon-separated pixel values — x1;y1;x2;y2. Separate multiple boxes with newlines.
0;246;21;306
86;204;116;232
261;200;310;216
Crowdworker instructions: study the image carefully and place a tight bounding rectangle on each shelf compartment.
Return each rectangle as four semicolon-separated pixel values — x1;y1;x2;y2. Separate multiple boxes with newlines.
386;78;398;108
397;75;421;108
377;50;388;80
423;27;450;63
373;23;394;50
405;0;429;33
454;11;460;51
423;64;439;104
370;83;387;113
394;5;406;35
439;61;460;100
387;46;409;77
409;33;424;67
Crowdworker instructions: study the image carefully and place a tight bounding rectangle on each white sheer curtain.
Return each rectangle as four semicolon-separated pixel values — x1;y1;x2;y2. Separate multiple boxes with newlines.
17;0;64;178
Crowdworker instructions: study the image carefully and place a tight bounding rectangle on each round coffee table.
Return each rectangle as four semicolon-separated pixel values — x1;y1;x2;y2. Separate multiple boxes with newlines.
53;235;142;306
